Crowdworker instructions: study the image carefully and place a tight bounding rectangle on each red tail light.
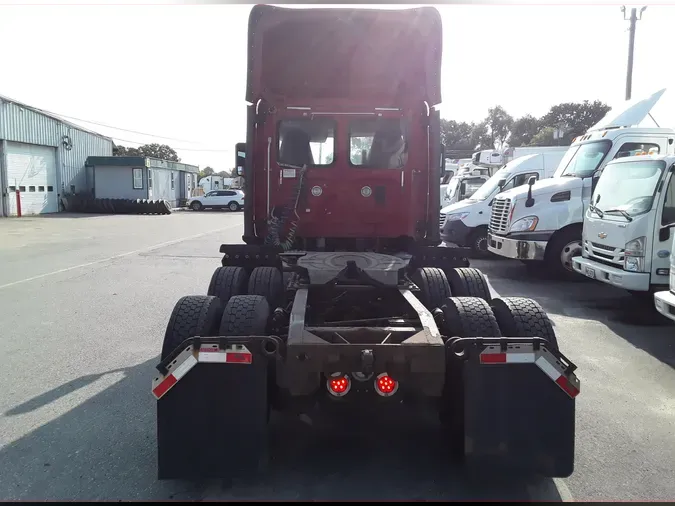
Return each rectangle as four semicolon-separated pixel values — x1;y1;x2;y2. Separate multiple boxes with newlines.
327;373;351;397
374;373;399;397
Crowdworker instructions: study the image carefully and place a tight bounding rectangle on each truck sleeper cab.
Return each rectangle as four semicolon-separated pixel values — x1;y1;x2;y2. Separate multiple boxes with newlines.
572;155;675;295
487;89;675;279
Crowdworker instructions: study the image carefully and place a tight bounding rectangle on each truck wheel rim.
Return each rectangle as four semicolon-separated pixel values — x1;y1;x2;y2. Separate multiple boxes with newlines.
560;240;582;272
475;235;488;253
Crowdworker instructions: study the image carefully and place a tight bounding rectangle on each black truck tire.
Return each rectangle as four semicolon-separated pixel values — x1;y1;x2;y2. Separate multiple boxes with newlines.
440;296;502;459
219;294;271;335
161;295;223;360
247;267;285;310
491;296;559;350
446;267;491;301
411;267;452;311
544;227;584;281
207;266;249;305
157;294;270;480
442;296;501;338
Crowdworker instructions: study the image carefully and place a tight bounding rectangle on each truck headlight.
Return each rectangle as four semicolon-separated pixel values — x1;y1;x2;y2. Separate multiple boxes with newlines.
447;212;469;222
625;236;646;256
509;216;538;233
624;236;646;272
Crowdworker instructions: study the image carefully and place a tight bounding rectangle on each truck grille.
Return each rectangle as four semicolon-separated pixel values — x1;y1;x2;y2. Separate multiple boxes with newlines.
489;198;511;234
439;213;446;228
583;240;625;267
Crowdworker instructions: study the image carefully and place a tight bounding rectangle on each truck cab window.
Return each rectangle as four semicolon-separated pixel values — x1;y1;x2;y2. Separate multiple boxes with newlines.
501;172;539;192
662;173;675;226
278;118;335;166
560;140;612;178
350;118;408;169
613;142;660;159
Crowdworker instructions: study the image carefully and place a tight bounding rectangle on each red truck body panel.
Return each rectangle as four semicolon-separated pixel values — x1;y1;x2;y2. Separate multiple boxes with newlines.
244;5;444;244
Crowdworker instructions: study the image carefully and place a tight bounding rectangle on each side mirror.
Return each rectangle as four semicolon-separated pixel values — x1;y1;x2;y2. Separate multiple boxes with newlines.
498;178;507;190
526;177;536;208
235;142;246;177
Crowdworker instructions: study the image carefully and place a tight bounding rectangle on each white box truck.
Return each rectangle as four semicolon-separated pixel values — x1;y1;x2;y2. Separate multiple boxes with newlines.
440;150;566;255
487;89;675;279
571;154;675;298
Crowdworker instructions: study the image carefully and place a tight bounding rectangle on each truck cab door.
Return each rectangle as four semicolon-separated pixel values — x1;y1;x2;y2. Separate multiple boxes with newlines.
652;165;675;288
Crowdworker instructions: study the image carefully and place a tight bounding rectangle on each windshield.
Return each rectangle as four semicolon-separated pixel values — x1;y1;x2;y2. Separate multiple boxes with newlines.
559;140;611;178
593;160;666;218
467;167;510;201
462;177;486;198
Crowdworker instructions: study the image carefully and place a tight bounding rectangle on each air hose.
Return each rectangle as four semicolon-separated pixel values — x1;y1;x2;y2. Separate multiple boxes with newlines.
264;163;307;251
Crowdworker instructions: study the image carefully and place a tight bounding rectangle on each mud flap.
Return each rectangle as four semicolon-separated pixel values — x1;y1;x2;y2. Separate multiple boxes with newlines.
462;344;577;478
157;356;269;480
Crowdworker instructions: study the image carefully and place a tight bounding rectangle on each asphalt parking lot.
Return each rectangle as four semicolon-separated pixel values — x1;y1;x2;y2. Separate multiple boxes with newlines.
0;212;673;501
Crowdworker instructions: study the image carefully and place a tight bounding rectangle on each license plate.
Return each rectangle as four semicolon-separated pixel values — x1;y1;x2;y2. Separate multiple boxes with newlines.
584;266;596;279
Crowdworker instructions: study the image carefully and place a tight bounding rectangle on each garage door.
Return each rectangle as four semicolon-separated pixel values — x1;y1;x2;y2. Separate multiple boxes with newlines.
5;141;58;215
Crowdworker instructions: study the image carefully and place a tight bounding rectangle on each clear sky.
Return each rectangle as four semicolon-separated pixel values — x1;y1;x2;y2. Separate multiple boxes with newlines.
0;3;673;170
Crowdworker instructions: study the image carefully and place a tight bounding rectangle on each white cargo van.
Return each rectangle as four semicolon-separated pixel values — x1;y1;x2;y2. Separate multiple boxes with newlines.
441;170;490;208
572;154;675;296
440;151;566;255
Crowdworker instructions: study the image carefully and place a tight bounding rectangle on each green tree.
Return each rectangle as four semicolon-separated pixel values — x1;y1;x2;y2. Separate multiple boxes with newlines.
440;119;475;150
540;100;611;145
485;105;514;149
198;166;215;181
470;120;494;150
529;127;556;146
113;143;181;161
509;115;541;147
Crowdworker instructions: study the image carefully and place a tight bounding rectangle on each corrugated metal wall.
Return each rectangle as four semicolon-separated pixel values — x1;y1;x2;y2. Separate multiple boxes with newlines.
0;99;113;196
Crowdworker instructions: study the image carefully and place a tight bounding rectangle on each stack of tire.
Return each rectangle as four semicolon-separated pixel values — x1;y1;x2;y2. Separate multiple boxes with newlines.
61;195;172;215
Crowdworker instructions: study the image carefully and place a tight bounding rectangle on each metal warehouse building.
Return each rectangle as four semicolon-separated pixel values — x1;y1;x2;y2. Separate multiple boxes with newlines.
85;156;199;208
0;94;113;217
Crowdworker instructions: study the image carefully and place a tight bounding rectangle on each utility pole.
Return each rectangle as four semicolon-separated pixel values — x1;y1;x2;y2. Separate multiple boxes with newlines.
622;5;647;101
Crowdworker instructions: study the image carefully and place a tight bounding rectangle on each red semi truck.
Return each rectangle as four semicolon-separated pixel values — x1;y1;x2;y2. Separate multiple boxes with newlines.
153;5;580;481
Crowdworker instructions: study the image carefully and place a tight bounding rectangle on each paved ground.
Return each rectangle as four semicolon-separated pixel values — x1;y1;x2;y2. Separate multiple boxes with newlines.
0;212;673;501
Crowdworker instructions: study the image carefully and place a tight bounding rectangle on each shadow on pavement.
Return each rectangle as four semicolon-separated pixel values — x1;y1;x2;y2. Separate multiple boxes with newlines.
477;259;675;369
0;358;564;502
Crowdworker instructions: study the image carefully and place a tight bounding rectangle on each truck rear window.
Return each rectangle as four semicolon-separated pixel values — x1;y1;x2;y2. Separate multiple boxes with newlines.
349;118;408;169
277;118;335;166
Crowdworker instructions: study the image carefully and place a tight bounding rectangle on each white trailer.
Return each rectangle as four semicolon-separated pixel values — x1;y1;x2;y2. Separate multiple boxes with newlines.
472;146;569;168
487;89;675;279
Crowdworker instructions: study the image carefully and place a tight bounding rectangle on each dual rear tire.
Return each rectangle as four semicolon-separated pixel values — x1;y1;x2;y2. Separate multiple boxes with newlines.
208;265;285;310
412;267;492;311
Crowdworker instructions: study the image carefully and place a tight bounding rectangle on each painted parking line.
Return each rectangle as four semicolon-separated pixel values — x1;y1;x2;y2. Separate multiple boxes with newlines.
0;224;240;291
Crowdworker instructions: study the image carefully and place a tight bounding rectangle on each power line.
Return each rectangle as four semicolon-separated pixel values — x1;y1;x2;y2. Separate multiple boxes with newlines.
53;111;211;145
111;135;233;153
13;97;234;151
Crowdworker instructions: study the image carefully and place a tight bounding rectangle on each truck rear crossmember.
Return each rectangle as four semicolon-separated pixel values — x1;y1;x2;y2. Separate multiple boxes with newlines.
153;336;580;402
